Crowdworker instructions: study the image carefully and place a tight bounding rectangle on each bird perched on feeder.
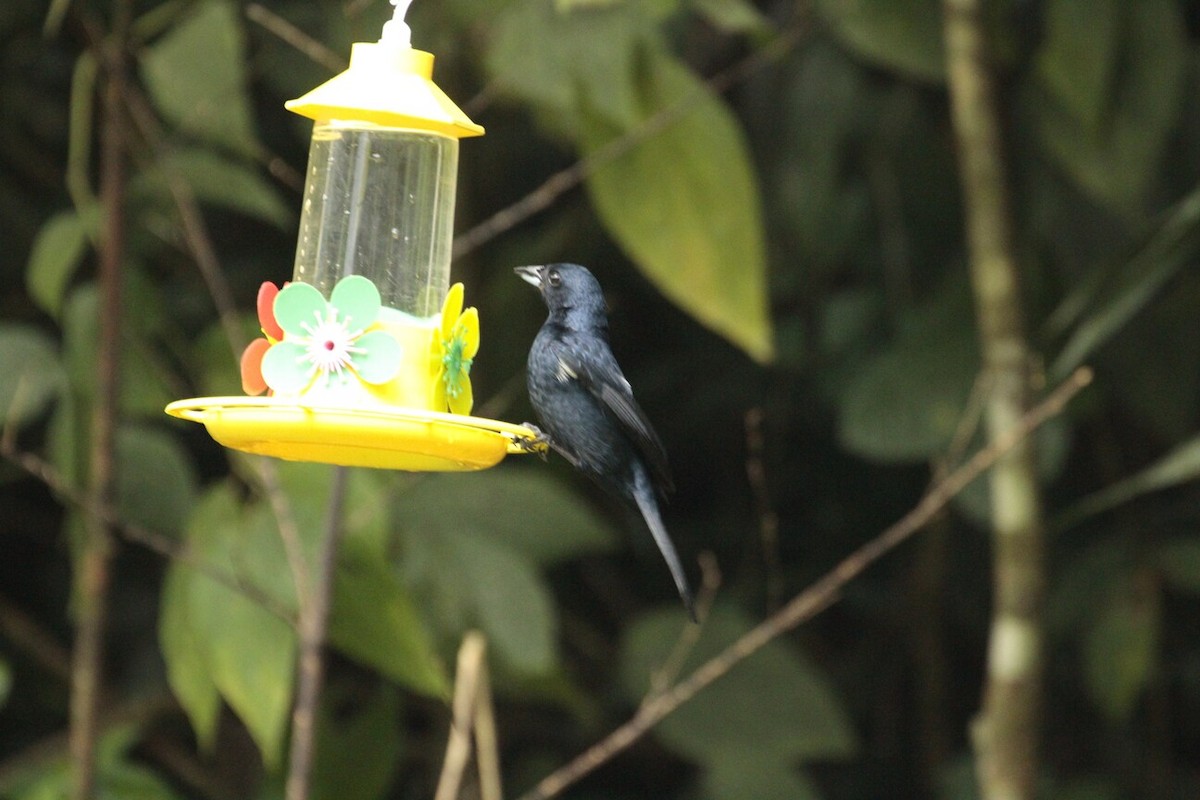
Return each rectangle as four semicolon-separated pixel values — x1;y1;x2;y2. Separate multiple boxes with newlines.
515;263;695;621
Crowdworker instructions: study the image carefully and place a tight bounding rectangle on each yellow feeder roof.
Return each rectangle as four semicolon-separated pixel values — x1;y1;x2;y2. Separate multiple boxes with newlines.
285;42;484;138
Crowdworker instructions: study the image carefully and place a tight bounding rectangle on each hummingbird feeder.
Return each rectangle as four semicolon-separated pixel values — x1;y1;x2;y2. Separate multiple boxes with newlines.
166;0;542;470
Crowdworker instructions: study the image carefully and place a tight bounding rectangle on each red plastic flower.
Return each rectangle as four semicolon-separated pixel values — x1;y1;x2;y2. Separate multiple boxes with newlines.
240;281;286;395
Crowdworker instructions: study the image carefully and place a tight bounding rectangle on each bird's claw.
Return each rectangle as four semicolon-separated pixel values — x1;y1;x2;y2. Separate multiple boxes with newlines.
516;423;551;459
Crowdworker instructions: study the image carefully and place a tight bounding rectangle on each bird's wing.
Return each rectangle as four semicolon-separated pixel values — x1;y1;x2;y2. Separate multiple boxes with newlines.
563;339;674;495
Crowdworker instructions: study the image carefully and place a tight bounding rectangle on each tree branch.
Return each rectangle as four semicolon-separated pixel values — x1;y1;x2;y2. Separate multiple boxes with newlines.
284;466;349;800
70;4;131;796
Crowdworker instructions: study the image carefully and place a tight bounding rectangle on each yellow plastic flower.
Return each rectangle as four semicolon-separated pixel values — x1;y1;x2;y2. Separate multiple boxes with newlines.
432;283;479;415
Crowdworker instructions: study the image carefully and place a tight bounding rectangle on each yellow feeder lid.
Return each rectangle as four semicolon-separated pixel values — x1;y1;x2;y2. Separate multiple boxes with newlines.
285;41;483;138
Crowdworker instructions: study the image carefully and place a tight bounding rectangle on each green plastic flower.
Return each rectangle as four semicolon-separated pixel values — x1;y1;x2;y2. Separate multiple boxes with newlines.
431;282;479;415
261;275;402;394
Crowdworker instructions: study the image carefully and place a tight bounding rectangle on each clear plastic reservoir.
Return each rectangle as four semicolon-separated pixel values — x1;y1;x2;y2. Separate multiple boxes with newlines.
292;121;458;317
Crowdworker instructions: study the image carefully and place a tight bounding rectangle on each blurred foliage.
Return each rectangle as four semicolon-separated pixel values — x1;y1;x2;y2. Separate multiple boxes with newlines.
1;1;1200;799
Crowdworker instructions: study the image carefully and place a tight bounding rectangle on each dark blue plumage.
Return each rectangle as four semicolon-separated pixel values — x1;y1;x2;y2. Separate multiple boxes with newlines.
515;263;695;620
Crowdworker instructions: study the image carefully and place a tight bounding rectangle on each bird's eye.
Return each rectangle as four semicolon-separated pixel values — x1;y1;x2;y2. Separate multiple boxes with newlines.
547;270;562;287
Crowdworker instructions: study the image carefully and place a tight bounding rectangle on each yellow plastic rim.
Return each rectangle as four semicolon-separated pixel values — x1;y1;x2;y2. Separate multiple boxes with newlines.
165;397;544;471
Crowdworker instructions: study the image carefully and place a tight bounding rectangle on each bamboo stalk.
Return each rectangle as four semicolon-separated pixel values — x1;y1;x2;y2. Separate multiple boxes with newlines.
942;2;1047;798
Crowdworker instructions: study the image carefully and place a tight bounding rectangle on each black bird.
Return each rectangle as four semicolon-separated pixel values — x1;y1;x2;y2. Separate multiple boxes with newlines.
515;263;695;620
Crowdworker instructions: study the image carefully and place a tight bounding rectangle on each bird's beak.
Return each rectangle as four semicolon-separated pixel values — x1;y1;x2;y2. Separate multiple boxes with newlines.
514;265;543;289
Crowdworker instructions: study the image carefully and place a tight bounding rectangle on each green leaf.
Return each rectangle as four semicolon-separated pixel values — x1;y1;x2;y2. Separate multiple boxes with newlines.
817;0;944;83
311;684;402;800
159;565;221;749
400;519;559;676
1155;539;1200;595
455;535;557;674
140;0;259;158
838;288;978;462
581;48;773;362
1030;0;1186;209
1082;578;1159;722
1;725;182;800
130;148;291;228
620;604;858;763
1033;0;1119;134
238;463;446;693
0;325;64;427
1050;185;1200;380
256;461;390;564
935;756;979;800
1046;538;1131;636
329;556;449;697
26;208;99;318
60;283;176;418
0;658;11;711
182;485;297;767
116;425;198;538
1058;433;1200;530
99;761;185;800
486;2;772;359
1099;274;1200;442
1049;778;1122;800
193;315;262;398
703;757;823;800
688;0;771;35
486;0;648;131
399;470;616;565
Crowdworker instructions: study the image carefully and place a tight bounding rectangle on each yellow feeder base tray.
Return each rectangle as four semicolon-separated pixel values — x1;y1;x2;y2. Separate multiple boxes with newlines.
165;397;544;471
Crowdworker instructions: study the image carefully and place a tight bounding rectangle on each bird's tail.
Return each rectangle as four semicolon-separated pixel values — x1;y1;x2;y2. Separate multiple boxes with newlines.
632;464;697;622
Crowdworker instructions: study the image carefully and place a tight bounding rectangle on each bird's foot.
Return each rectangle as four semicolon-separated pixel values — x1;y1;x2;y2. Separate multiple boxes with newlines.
516;423;551;460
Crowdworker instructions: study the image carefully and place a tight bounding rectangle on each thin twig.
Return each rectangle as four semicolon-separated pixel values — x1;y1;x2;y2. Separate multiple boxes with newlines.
744;408;784;611
940;371;992;478
0;442;294;623
248;457;312;610
285;466;349;800
65;51;98;214
140;734;237;800
244;3;346;74
646;553;720;700
121;85;247;358
517;368;1092;800
0;593;73;682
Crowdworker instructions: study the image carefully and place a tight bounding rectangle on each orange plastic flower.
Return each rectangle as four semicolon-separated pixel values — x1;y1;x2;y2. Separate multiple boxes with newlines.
240;281;284;395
